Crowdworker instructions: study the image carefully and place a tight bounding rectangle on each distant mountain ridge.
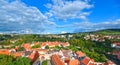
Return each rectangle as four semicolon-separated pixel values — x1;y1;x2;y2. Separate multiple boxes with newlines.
90;29;120;34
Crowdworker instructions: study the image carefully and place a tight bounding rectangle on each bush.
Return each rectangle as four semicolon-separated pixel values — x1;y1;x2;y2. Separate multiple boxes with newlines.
42;60;48;65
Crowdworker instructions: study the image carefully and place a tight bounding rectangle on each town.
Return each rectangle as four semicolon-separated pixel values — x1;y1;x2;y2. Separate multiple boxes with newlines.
0;33;120;65
0;41;115;65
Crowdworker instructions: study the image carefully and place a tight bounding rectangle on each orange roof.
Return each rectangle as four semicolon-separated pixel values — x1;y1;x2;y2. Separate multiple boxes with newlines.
22;43;31;50
41;42;46;47
61;42;70;47
13;52;23;58
0;49;10;55
82;57;90;65
69;59;80;65
91;59;94;62
34;42;40;45
33;49;48;53
76;51;85;57
41;42;64;47
88;63;94;65
51;54;65;65
28;51;39;62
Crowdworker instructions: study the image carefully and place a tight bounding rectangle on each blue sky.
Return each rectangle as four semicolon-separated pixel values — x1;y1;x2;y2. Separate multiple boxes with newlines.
0;0;120;34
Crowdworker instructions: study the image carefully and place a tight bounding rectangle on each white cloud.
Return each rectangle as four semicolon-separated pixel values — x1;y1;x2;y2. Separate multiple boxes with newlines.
74;19;120;32
0;0;55;34
46;0;93;21
61;31;67;34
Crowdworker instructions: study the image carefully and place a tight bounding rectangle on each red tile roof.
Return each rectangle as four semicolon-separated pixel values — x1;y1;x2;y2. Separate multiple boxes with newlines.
68;59;80;65
61;42;70;47
88;63;94;65
82;57;94;65
13;52;23;58
33;49;48;54
51;54;65;65
0;49;10;55
41;42;70;47
22;43;31;51
82;57;90;65
28;51;39;62
34;42;40;45
76;51;85;57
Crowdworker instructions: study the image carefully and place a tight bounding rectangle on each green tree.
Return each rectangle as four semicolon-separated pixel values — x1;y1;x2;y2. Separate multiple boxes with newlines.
31;44;41;48
45;45;49;49
0;54;14;65
42;60;48;65
14;57;31;65
17;46;25;51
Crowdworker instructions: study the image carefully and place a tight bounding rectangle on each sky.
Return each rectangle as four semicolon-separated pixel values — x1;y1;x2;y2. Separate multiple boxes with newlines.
0;0;120;34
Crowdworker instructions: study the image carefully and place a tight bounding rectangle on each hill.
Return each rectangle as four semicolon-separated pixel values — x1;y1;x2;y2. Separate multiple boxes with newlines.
91;29;120;34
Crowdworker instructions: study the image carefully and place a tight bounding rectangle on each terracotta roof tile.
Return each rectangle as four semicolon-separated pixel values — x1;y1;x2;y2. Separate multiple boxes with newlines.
13;52;23;58
76;51;85;57
69;59;80;65
82;57;90;65
88;63;94;65
0;49;10;55
22;43;31;50
51;54;65;65
28;51;39;62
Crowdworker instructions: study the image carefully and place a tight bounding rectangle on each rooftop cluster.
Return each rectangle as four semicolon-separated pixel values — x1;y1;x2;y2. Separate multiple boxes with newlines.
0;41;115;65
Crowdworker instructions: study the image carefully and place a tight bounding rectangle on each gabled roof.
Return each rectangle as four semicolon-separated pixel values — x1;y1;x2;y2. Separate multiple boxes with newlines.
88;63;94;65
82;57;94;65
12;52;23;58
61;42;70;47
33;49;48;53
76;51;85;57
41;42;70;47
22;43;31;50
0;49;10;55
69;59;80;65
51;54;65;65
28;51;39;62
82;57;90;65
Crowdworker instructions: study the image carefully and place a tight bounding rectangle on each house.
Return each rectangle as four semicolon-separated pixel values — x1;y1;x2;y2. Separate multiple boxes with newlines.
0;49;10;55
76;51;85;58
31;42;40;47
76;51;95;65
61;42;70;47
68;59;80;65
28;51;39;62
81;57;94;65
41;42;60;49
61;49;73;63
21;43;31;51
12;52;23;58
94;62;104;65
39;54;45;59
41;42;70;49
104;60;116;65
9;48;16;52
113;50;120;59
33;49;48;54
51;54;65;65
111;42;120;48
